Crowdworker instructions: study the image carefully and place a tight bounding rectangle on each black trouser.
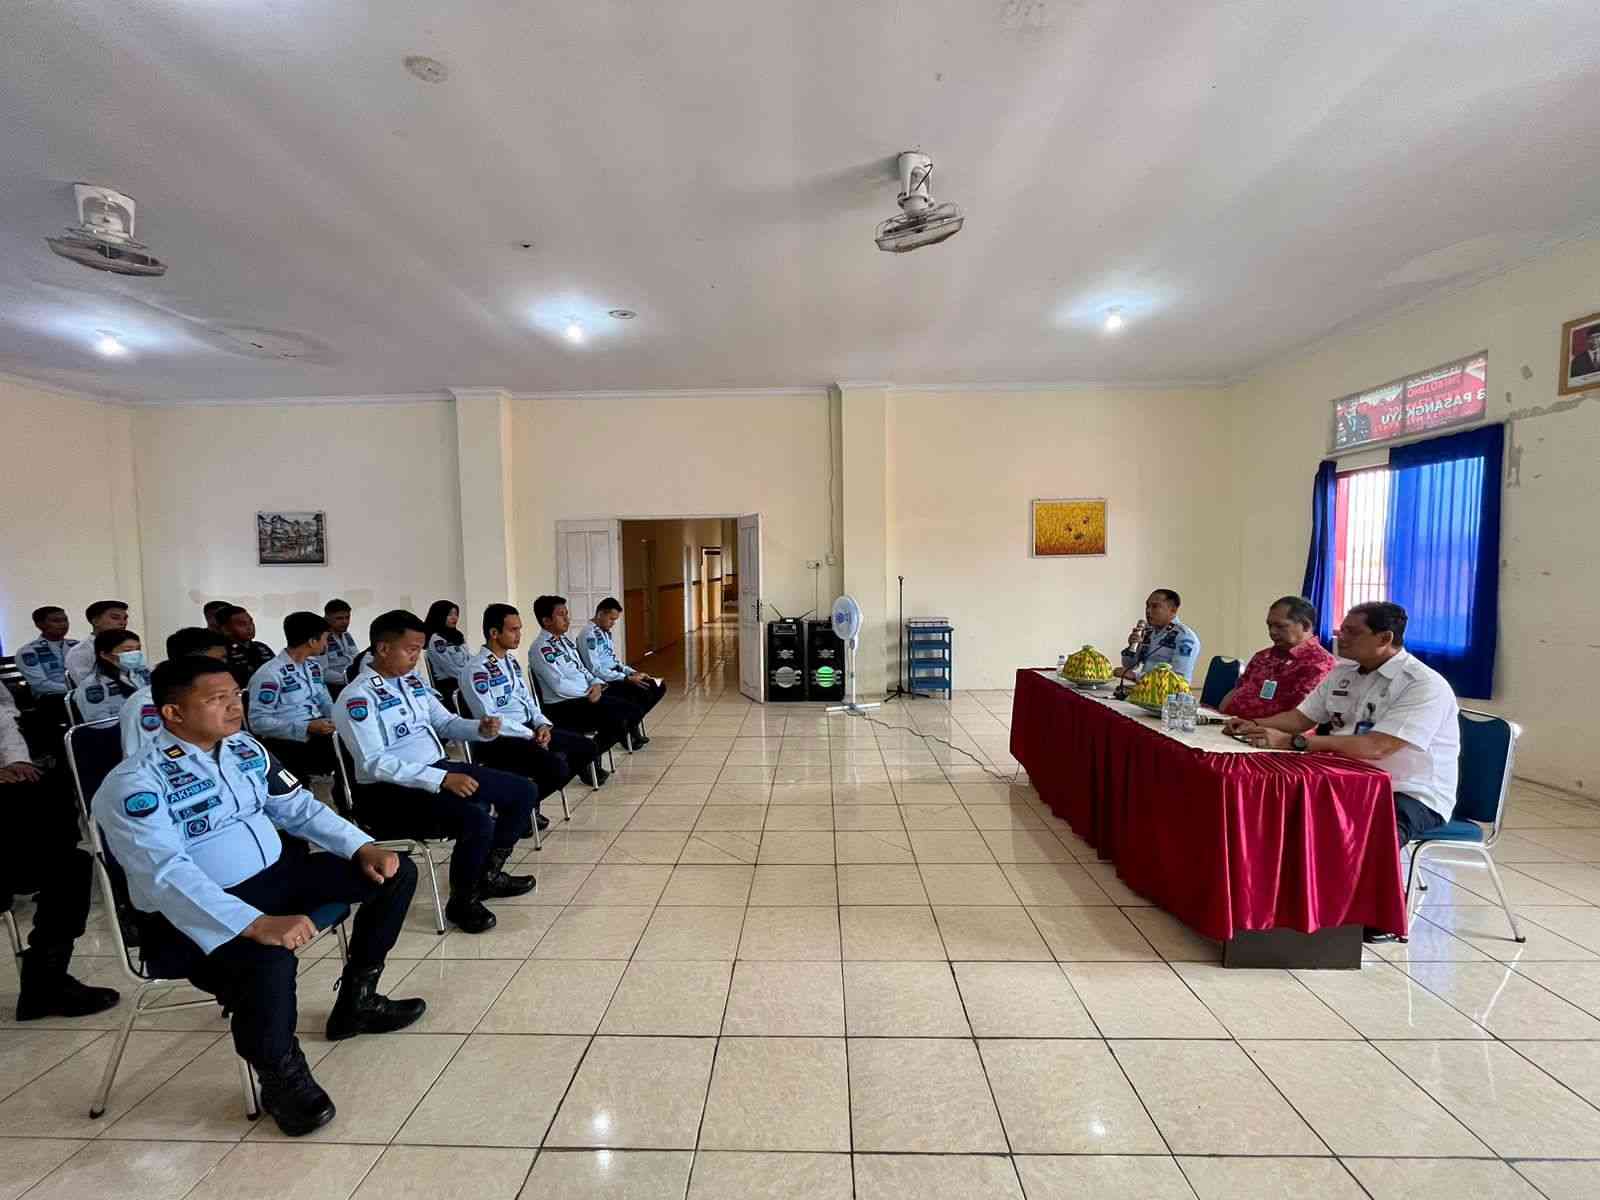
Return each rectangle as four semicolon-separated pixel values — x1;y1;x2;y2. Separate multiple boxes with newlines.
353;762;534;896
1396;791;1445;847
613;677;666;720
141;849;417;1068
473;730;597;801
0;775;92;951
545;691;642;753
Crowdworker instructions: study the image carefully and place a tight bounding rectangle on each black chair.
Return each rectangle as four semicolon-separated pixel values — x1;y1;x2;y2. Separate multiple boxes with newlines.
330;731;449;935
63;718;348;1120
1199;656;1241;709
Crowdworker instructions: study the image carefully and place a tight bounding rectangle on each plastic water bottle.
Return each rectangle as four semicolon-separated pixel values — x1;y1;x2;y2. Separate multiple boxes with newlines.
1162;694;1181;732
1056;655;1066;676
1179;693;1198;734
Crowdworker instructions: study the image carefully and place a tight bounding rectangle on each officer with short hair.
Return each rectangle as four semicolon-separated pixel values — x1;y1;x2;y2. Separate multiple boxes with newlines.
576;598;665;744
202;600;232;634
1115;588;1203;684
529;595;643;760
121;627;229;757
65;599;129;686
248;612;341;797
459;604;603;808
71;628;151;722
332;609;536;934
318;599;359;696
219;605;276;690
94;656;426;1136
16;605;76;697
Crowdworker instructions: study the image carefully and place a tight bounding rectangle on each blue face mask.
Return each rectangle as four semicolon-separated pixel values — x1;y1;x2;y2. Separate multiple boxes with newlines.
117;650;147;673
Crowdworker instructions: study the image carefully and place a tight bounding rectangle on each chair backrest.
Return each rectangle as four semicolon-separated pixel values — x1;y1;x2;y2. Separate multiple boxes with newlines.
1455;708;1519;831
65;692;86;726
1199;656;1241;709
452;690;476;764
330;729;363;819
63;718;148;978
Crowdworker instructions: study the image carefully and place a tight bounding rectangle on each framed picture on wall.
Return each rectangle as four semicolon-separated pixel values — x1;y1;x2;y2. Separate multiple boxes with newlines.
1031;498;1107;557
1559;310;1600;396
257;511;327;565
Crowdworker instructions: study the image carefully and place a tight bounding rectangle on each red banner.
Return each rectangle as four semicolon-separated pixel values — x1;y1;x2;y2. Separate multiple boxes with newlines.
1333;354;1487;450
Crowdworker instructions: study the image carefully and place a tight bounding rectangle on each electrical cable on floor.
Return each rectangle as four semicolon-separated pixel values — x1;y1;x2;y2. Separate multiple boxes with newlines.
839;707;1022;785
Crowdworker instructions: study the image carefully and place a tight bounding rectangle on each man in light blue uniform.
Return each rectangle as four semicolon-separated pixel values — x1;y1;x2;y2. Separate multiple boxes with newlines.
248;612;339;795
332;609;536;934
16;606;76;697
121;627;229;757
94;656;425;1137
576;597;665;742
317;598;359;696
528;594;642;760
1116;587;1202;683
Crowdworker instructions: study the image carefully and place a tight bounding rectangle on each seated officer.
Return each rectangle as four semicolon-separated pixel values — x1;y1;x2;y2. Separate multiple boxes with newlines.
122;627;229;757
93;657;425;1136
458;604;603;813
71;629;152;723
247;612;339;788
332;609;536;934
219;605;276;690
576;598;666;743
17;605;76;697
1114;588;1202;683
1224;601;1460;943
529;594;642;767
317;599;359;697
65;599;130;686
202;600;232;634
2;685;120;1022
1217;596;1337;719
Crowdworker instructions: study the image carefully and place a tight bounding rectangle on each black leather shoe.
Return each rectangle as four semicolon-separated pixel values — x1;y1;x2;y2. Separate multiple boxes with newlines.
1362;927;1405;944
257;1044;336;1137
481;848;536;899
14;948;121;1021
582;763;610;787
536;812;551;832
445;895;498;933
325;966;427;1041
633;733;651;748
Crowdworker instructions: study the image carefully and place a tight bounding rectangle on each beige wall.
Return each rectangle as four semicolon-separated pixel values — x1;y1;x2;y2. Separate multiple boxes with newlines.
886;386;1240;692
0;376;145;651
129;400;465;651
508;392;841;622
1227;236;1600;797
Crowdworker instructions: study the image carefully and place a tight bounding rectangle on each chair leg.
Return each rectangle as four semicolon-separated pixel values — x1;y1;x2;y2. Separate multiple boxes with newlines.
559;787;571;821
3;909;22;965
531;805;543;851
1480;852;1527;943
239;1054;260;1120
334;920;350;965
90;991;143;1117
1403;842;1424;923
418;842;446;935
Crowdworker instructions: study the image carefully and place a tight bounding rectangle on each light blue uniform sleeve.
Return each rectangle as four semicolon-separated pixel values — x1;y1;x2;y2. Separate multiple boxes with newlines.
1171;629;1201;683
247;664;306;742
578;628;629;682
312;668;334;721
16;644;68;696
332;686;447;793
119;690;158;758
94;764;262;955
261;753;370;859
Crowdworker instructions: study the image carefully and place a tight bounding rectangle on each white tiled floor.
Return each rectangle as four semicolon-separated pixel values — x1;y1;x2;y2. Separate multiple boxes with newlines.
5;622;1600;1197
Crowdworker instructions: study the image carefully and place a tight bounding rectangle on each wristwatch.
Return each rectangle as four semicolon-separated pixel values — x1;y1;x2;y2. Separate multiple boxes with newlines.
1290;734;1310;752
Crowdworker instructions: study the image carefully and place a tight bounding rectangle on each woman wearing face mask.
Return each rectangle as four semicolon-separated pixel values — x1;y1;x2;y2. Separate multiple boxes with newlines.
423;600;468;705
71;629;152;723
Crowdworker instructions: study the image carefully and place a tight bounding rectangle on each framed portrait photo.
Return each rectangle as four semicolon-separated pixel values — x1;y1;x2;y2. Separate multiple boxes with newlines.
1559;310;1600;396
1031;497;1107;558
257;510;327;566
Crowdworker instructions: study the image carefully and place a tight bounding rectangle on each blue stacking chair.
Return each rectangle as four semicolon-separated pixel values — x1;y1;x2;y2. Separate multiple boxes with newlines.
1403;709;1524;942
1198;656;1241;709
64;719;349;1120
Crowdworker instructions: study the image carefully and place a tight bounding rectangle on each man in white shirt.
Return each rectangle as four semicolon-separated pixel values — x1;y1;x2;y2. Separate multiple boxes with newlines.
1224;601;1460;943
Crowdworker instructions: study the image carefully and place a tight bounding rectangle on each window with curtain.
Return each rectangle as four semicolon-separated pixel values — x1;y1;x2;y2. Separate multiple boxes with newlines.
1303;424;1502;698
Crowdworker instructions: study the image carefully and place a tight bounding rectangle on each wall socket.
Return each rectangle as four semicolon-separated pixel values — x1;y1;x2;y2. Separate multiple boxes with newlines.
805;559;822;569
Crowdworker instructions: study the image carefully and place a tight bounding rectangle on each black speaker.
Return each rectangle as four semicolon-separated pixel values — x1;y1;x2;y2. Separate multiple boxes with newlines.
805;620;845;701
765;620;807;702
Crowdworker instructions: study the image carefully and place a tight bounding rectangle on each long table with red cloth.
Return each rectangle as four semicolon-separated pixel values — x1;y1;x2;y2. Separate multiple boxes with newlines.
1010;668;1407;942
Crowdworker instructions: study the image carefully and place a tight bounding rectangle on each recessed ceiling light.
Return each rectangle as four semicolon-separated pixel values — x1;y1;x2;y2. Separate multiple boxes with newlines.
94;331;127;357
1103;307;1125;332
403;55;448;83
564;319;585;344
607;309;636;320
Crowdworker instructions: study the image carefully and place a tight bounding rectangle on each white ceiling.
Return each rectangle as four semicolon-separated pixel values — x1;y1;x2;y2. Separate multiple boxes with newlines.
3;1;1599;404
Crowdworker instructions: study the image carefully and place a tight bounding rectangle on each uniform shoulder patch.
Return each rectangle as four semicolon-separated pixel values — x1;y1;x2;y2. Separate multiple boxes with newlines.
20;651;37;666
345;694;370;721
472;671;490;694
540;644;558;661
124;791;160;818
85;684;106;704
139;704;161;732
256;683;278;705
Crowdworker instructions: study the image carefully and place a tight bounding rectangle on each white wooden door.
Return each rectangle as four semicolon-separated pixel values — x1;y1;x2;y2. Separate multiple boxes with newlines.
556;519;624;662
738;513;763;701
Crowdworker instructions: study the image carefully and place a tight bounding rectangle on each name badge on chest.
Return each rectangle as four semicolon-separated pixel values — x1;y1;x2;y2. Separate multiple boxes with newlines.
1259;680;1278;701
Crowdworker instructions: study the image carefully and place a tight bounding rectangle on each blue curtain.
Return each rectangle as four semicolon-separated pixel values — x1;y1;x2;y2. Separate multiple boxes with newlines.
1301;459;1338;648
1384;424;1503;698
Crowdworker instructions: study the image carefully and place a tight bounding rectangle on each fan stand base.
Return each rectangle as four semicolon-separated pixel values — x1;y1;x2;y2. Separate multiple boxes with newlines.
826;638;881;716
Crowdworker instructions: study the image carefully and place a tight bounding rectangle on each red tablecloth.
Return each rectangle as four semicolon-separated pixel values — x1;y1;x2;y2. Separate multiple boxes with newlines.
1010;669;1407;941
